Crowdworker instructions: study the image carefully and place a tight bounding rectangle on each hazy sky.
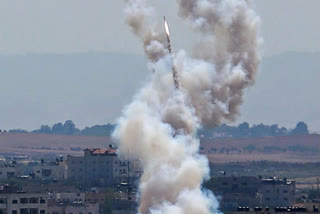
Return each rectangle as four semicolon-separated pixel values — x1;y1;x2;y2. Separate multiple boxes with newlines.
0;0;319;56
0;0;319;132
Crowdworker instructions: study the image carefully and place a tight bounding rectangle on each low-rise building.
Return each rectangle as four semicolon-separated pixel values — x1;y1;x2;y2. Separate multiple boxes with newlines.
50;192;85;204
67;148;117;186
33;161;67;181
85;192;106;205
0;186;47;214
0;165;17;180
206;176;260;211
67;148;141;187
47;201;99;214
206;176;296;211
232;206;318;214
259;177;296;207
65;203;99;214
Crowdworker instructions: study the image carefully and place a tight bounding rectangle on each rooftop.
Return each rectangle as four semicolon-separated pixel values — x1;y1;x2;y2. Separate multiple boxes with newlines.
85;148;117;156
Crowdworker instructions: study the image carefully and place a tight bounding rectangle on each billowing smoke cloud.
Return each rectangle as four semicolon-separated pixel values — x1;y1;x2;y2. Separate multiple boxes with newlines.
113;0;261;213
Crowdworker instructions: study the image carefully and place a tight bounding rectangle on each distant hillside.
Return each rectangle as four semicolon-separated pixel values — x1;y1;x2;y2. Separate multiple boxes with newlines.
0;132;112;157
201;134;320;163
0;133;318;163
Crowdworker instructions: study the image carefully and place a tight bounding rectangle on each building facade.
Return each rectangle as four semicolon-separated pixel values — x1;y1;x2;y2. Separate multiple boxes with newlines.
259;177;296;207
0;192;47;214
206;176;296;210
47;202;99;214
33;162;67;181
67;148;117;186
206;176;260;210
0;165;16;180
67;148;141;187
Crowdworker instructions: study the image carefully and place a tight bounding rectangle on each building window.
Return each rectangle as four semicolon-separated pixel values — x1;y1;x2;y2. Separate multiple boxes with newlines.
40;198;46;204
283;190;288;193
20;198;28;204
29;208;38;214
30;198;38;203
222;182;228;185
40;210;45;214
0;198;5;203
232;184;238;190
12;200;18;204
283;197;288;201
12;211;17;214
266;197;270;201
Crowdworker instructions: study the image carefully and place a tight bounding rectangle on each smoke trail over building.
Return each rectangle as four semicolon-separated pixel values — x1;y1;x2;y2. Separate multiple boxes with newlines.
113;0;261;213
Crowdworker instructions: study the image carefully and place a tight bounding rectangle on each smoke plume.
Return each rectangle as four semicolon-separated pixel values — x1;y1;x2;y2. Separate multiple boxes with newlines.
113;0;261;213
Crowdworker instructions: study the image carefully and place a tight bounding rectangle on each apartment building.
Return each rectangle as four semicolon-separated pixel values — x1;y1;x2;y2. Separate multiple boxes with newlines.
206;176;296;210
33;161;67;181
67;148;141;187
259;177;296;207
0;186;47;214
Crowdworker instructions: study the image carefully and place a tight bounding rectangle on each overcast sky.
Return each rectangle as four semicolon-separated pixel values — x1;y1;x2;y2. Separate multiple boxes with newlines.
0;0;319;132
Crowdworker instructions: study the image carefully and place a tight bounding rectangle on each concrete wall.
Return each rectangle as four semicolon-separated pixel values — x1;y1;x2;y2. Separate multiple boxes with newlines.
0;193;47;214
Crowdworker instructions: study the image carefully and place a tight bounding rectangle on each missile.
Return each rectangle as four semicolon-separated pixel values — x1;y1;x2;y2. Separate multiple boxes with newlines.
164;16;180;90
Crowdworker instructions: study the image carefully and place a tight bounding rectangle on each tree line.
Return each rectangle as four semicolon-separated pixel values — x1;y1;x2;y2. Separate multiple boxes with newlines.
198;121;309;138
6;120;309;138
7;120;115;136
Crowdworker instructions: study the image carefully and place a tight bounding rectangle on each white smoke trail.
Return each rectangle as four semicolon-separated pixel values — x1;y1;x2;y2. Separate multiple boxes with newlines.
113;0;261;213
